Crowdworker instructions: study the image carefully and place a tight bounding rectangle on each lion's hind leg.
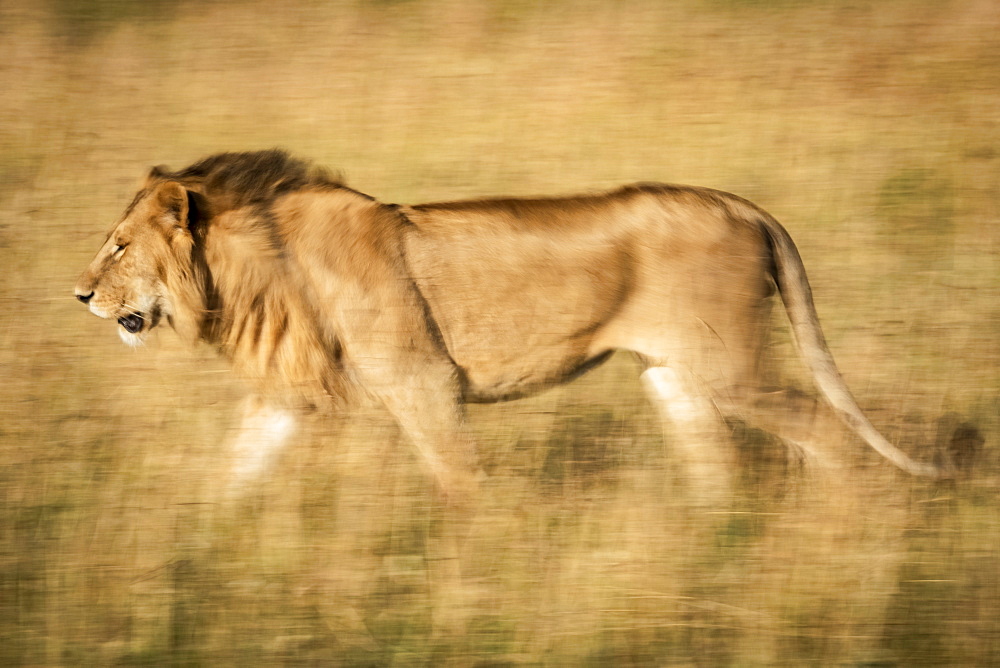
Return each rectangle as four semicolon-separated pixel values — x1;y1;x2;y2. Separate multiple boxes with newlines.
738;386;872;478
640;364;737;510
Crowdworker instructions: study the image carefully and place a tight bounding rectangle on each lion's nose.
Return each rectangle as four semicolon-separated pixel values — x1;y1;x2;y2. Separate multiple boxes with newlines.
76;290;94;304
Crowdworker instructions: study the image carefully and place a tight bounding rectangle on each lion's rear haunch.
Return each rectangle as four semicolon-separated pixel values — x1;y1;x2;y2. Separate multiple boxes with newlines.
74;150;941;480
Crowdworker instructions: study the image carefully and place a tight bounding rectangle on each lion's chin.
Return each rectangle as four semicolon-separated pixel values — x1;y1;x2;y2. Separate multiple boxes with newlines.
118;326;146;348
117;311;158;348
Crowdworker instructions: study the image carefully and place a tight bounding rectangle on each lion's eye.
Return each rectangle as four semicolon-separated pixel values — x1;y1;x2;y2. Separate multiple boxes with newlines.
112;243;127;256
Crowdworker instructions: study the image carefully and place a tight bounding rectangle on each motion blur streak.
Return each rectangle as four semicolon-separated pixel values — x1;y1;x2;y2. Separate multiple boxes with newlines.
1;1;997;664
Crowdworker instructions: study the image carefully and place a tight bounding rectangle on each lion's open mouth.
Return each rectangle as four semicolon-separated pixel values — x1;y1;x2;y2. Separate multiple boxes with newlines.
118;313;144;334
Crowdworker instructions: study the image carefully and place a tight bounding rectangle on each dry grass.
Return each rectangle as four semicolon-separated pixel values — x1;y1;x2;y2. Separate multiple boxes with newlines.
1;0;998;664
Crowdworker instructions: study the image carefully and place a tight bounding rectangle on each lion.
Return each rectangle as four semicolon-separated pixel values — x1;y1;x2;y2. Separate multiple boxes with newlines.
75;149;941;511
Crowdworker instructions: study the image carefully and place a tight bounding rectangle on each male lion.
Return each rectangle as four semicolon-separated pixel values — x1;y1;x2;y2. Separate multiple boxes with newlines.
75;150;939;512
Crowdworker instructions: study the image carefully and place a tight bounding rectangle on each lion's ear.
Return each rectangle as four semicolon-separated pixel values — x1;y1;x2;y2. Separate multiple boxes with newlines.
145;164;171;186
153;181;190;229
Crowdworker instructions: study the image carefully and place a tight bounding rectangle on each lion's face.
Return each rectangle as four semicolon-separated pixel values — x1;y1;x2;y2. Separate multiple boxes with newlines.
75;180;193;347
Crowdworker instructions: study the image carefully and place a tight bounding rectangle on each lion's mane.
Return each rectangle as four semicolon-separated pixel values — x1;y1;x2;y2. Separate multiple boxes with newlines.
151;150;358;408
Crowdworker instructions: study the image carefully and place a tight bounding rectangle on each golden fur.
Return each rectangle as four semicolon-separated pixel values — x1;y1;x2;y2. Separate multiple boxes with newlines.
75;150;940;494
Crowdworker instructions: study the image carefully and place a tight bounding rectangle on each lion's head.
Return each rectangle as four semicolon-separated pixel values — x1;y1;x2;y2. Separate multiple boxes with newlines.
75;150;335;349
74;176;203;346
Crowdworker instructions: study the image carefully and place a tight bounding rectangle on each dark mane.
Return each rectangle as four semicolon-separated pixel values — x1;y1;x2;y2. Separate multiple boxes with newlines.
152;149;350;216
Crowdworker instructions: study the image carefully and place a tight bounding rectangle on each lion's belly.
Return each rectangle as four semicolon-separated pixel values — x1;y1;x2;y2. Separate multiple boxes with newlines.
454;346;614;403
405;229;630;402
422;282;618;402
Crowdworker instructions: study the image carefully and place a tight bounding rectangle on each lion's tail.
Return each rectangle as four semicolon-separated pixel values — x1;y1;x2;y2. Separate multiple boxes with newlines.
761;217;942;478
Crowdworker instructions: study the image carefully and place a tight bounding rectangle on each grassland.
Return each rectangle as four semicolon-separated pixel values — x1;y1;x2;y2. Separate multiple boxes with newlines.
1;0;998;664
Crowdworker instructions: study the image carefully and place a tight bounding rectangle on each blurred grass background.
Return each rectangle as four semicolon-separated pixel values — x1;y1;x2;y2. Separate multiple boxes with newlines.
1;0;998;664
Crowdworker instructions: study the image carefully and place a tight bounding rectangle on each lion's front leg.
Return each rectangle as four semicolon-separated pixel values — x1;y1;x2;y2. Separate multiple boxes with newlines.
370;368;483;638
223;395;299;498
334;278;485;637
396;417;481;641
